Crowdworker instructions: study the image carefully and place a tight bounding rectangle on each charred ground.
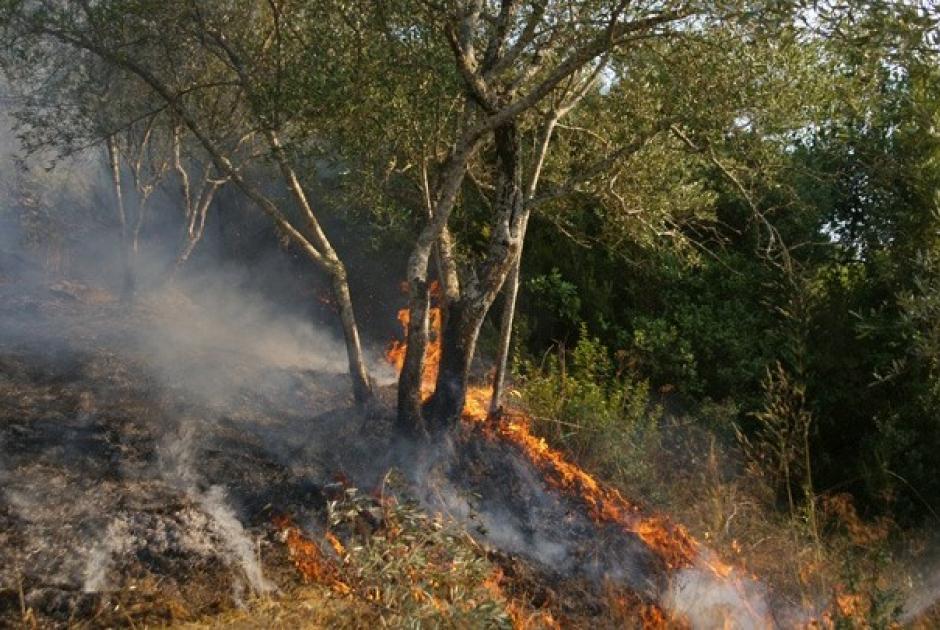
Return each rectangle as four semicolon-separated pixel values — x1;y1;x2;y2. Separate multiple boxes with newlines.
0;274;681;628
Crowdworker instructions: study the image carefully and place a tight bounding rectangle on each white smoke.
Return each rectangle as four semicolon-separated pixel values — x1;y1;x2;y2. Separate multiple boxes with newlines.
159;425;274;598
663;564;771;630
902;560;940;623
82;519;133;593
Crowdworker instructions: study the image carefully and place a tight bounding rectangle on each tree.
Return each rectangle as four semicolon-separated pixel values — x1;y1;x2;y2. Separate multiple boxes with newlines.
349;1;745;434
1;0;375;402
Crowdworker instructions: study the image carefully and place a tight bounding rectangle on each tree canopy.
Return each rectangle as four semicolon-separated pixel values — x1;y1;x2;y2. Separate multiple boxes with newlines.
1;0;939;521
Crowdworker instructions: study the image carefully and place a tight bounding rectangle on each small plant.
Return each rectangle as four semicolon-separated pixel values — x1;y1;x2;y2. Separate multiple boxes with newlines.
280;477;514;628
741;362;819;539
515;326;661;494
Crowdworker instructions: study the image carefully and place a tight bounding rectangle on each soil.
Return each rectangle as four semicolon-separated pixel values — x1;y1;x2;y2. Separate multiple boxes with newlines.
0;276;672;628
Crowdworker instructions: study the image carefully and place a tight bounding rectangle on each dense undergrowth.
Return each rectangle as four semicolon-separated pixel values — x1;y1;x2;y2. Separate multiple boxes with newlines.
513;329;940;628
179;478;620;630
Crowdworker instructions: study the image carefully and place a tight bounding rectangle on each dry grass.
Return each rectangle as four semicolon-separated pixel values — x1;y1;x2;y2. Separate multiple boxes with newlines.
174;585;374;629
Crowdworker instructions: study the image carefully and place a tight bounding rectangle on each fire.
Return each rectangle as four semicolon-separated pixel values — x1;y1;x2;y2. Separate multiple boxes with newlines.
383;296;700;570
604;581;678;629
472;402;699;570
799;584;886;629
484;568;561;629
385;296;771;628
384;281;443;399
385;298;731;576
272;514;351;595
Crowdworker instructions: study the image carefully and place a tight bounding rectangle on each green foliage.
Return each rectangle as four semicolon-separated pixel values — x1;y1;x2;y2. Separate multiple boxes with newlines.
515;326;661;492
513;32;940;523
323;481;512;628
525;268;582;332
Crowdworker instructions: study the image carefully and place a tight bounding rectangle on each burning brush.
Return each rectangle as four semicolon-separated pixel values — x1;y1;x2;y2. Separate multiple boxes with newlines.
384;296;777;628
271;475;573;627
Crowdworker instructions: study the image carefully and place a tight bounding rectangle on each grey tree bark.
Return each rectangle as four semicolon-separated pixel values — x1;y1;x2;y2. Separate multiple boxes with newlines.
428;121;526;430
106;135;136;301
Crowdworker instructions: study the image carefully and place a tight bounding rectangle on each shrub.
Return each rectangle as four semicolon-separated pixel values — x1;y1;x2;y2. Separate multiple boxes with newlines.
515;325;661;494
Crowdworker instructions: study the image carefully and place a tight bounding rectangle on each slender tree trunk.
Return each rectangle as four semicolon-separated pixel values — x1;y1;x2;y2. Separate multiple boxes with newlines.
173;180;219;271
331;265;374;405
132;202;145;255
132;193;150;256
489;251;522;415
106;136;135;301
265;130;373;404
489;114;559;414
420;161;461;302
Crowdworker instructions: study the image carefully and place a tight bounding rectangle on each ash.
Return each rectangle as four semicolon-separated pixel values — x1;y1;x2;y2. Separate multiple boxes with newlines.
0;275;390;626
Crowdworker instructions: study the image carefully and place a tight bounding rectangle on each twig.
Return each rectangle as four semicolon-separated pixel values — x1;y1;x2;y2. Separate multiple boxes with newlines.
885;469;940;523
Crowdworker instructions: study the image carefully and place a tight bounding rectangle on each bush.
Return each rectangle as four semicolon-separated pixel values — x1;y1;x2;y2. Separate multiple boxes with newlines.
515;325;661;493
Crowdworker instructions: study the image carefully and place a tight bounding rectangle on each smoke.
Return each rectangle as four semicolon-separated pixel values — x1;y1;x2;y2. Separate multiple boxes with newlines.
405;436;665;599
662;566;770;630
197;485;273;598
81;519;133;593
159;424;274;598
902;556;940;622
0;87;418;628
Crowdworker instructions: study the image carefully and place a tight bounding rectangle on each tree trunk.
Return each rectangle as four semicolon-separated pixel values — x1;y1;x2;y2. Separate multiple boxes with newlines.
427;298;484;430
106;136;135;301
265;130;374;405
489;112;559;414
173;179;219;272
397;134;482;433
132;197;146;255
331;265;374;406
489;251;521;415
397;277;431;437
429;121;525;430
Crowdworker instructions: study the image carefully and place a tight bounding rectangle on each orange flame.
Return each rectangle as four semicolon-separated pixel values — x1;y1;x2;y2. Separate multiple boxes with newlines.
385;299;772;627
484;568;562;629
384;281;443;399
273;514;352;595
469;399;699;570
383;295;701;571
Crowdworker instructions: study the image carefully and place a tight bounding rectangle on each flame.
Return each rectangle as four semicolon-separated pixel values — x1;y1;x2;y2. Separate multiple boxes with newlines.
272;514;352;595
471;400;699;570
382;293;701;571
484;568;562;629
325;531;347;558
385;297;772;628
604;581;676;629
384;281;443;399
798;584;886;629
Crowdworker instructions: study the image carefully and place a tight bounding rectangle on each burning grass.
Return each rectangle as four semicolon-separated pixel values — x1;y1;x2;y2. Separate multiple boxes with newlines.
262;476;679;629
269;477;521;628
162;475;680;629
384;298;776;627
386;291;699;572
2;274;936;628
382;295;940;628
0;276;680;628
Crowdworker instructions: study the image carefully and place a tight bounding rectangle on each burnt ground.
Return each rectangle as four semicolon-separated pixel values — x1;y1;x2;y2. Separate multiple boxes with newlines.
0;278;389;627
0;276;679;628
